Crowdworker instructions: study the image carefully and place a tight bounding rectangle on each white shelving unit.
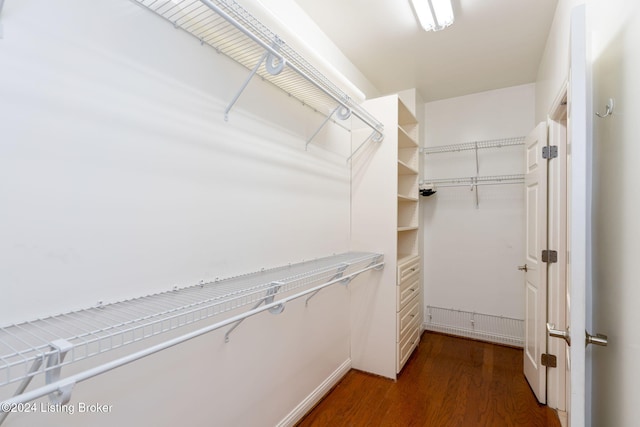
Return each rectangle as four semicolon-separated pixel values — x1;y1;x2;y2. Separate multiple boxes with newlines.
0;252;383;422
395;99;421;373
350;93;422;378
132;0;384;144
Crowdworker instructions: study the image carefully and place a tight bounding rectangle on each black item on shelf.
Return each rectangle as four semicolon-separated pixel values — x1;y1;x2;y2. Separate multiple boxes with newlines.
420;189;437;197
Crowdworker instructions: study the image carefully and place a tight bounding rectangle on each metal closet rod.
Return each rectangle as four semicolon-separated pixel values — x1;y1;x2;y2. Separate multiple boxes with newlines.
198;0;384;137
0;260;384;418
422;136;525;154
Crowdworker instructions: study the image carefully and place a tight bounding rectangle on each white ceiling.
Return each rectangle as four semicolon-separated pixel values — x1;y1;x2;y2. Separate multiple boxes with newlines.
292;0;558;102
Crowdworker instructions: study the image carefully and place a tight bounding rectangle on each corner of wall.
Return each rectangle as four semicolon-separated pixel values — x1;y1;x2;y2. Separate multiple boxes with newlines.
535;0;586;122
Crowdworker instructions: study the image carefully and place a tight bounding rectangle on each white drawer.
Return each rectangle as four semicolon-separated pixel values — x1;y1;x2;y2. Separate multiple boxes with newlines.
397;292;421;340
397;276;419;311
397;256;420;283
397;323;421;373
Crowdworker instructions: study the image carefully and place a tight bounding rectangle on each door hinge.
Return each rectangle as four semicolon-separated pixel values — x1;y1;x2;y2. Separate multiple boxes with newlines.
542;250;558;263
541;353;557;368
542;145;558;159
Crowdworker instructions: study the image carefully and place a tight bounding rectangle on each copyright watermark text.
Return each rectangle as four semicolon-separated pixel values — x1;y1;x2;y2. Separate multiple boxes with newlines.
1;401;113;415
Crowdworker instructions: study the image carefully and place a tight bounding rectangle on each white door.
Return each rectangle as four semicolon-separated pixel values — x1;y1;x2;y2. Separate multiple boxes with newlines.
523;121;548;403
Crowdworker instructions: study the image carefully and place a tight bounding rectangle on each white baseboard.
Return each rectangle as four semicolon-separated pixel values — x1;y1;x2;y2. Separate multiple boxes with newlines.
277;358;351;427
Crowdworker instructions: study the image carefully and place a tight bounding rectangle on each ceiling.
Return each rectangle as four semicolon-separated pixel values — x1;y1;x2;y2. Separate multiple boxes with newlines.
292;0;558;102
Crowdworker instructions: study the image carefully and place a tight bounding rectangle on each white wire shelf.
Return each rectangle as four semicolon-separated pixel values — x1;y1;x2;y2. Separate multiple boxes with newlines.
422;137;525;154
0;251;383;413
422;174;525;188
131;0;384;139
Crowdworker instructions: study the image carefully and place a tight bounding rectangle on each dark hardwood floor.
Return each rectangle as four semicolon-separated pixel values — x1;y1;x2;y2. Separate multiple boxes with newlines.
297;332;561;427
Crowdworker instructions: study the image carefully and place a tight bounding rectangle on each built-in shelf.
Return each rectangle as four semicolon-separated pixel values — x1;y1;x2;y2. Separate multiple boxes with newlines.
398;127;419;148
397;253;419;266
394;97;421;374
398;194;419;202
398;160;419;175
0;252;383;418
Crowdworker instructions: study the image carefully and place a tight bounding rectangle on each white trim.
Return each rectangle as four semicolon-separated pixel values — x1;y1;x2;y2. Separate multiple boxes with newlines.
568;5;590;426
276;358;352;427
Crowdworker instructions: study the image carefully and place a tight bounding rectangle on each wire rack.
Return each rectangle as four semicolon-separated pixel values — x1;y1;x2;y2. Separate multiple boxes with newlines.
131;0;383;136
422;137;525;154
422;174;525;188
0;252;382;392
425;306;524;347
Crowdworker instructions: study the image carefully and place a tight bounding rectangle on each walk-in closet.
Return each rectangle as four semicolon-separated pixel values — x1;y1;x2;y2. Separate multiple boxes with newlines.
2;0;638;426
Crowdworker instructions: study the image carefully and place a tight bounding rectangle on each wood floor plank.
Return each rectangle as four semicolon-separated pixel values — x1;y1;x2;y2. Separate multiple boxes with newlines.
296;332;561;427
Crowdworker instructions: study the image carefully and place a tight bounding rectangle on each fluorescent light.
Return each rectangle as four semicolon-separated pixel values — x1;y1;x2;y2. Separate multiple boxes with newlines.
411;0;455;32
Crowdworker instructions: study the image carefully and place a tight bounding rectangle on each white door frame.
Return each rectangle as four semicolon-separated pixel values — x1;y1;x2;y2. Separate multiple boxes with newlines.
566;5;590;426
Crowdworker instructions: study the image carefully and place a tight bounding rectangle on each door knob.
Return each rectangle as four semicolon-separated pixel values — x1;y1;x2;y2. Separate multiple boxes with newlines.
586;331;608;347
518;264;528;272
547;323;571;346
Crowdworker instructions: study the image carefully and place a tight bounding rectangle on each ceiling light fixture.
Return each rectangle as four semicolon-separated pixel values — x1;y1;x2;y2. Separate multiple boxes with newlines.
411;0;455;32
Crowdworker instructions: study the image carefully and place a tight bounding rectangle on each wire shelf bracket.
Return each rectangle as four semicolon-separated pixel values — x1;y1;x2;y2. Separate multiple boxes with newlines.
224;51;269;121
346;128;384;164
0;252;383;424
133;0;384;144
224;281;285;342
304;262;349;306
305;105;341;149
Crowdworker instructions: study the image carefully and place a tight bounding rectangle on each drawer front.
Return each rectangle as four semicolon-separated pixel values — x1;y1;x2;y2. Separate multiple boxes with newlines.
397;256;420;283
397;292;421;340
397;276;420;311
397;324;421;373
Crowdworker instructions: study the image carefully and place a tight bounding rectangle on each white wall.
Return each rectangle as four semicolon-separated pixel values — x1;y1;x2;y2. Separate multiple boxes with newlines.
589;1;640;425
536;0;586;122
422;84;535;319
0;0;365;425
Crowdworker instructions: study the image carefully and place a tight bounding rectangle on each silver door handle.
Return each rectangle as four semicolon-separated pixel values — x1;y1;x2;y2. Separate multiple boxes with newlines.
586;331;608;347
517;264;528;272
547;323;571;346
